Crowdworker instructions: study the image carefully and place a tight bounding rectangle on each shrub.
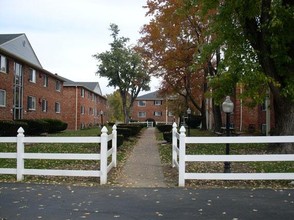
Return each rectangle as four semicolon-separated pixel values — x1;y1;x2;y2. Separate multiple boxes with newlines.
0;120;28;136
42;118;68;133
157;124;172;133
17;119;49;135
117;127;132;139
163;131;172;143
187;115;202;128
117;124;142;136
107;134;124;149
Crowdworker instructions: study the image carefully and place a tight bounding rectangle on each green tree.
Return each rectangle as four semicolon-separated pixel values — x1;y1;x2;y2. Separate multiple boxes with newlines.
189;0;293;152
106;90;124;122
93;24;150;123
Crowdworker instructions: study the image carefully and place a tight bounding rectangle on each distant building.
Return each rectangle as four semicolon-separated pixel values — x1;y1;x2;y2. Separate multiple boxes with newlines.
131;91;176;124
132;90;274;134
0;33;107;130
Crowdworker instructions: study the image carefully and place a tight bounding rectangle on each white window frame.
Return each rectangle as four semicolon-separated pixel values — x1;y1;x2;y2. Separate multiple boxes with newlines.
0;55;8;73
154;111;162;117
27;96;36;111
138;112;146;118
168;111;174;117
29;68;36;83
43;74;48;87
81;88;85;97
81;106;85;114
55;102;61;113
41;99;48;112
0;89;6;107
138;100;146;107
154;100;162;105
55;80;61;92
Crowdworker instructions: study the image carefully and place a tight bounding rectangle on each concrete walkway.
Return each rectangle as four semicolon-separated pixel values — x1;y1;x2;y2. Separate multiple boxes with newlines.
115;127;166;187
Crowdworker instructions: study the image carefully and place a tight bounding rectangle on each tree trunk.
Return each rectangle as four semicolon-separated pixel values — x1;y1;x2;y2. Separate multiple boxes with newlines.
200;99;207;130
213;101;222;132
272;98;294;153
120;90;129;124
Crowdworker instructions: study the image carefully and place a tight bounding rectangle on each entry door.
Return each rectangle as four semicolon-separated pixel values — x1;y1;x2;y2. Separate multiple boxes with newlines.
13;62;23;120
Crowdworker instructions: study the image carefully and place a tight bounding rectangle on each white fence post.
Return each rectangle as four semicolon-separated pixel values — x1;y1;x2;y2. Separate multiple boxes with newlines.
112;125;117;167
100;126;108;185
179;126;186;187
16;127;25;181
172;122;177;167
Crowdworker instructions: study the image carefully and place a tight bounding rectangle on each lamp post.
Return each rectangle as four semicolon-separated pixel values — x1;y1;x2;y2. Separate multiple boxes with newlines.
100;110;104;127
222;96;234;173
187;108;191;136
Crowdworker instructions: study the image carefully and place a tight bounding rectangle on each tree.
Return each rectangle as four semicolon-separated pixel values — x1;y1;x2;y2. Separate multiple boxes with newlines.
93;24;150;123
138;0;220;130
190;0;294;151
106;90;124;122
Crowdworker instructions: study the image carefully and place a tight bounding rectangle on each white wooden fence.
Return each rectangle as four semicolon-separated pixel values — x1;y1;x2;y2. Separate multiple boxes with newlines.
0;125;117;185
172;123;294;187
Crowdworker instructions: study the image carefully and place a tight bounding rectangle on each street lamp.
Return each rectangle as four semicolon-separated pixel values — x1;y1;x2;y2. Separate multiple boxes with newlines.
100;110;104;126
187;108;191;136
222;96;234;173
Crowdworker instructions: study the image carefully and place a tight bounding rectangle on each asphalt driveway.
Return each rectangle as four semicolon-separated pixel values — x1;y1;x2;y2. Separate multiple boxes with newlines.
0;183;293;220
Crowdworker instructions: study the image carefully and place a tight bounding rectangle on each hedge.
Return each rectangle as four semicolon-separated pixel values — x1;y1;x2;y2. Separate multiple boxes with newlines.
42;118;68;133
117;124;143;136
17;119;49;135
156;124;172;133
0;120;28;136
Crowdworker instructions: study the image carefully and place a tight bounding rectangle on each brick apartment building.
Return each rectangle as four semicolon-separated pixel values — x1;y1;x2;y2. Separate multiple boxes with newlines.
61;78;107;130
132;90;274;134
0;33;107;130
131;91;177;124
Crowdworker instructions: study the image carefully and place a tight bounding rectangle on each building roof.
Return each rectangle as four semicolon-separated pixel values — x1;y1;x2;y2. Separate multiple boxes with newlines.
0;33;42;68
136;91;164;100
61;75;104;98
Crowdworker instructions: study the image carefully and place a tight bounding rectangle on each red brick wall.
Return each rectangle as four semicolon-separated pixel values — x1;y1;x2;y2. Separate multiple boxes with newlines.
22;66;63;120
63;86;108;130
131;99;174;123
0;58;14;120
0;54;108;131
62;86;78;130
0;57;63;121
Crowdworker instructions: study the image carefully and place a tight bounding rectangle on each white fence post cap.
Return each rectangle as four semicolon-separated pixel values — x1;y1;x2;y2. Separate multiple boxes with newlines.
101;126;108;133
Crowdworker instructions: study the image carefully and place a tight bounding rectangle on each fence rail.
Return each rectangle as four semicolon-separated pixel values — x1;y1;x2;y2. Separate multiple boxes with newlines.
172;123;294;187
0;125;117;185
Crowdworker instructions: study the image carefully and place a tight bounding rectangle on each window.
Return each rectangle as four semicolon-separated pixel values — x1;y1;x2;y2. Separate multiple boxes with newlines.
41;99;48;112
154;100;162;105
27;96;36;110
0;55;8;73
89;107;93;115
138;100;146;107
55;102;61;113
55;80;61;91
29;68;36;83
138;112;146;118
43;75;48;87
168;111;174;117
81;88;85;97
81;106;85;114
154;111;162;116
0;90;6;107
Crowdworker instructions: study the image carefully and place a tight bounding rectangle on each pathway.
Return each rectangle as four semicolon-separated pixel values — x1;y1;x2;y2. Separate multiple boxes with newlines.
115;127;166;187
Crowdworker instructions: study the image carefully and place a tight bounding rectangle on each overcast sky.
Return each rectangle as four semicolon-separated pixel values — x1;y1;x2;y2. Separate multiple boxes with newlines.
0;0;160;95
